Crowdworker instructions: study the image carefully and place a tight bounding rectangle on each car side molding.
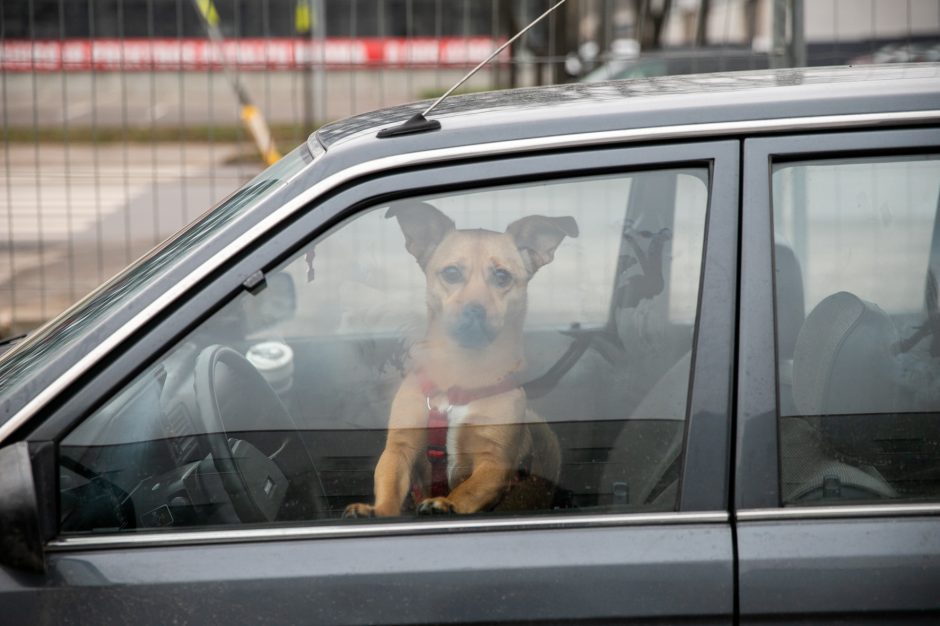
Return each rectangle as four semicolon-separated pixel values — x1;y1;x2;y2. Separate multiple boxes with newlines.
47;511;729;552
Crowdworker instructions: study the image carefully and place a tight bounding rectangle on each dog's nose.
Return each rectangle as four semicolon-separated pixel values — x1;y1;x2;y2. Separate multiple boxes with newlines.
452;303;493;348
462;303;487;323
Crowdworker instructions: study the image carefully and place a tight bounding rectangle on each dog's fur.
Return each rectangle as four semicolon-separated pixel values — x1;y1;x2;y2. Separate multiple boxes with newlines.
343;202;578;517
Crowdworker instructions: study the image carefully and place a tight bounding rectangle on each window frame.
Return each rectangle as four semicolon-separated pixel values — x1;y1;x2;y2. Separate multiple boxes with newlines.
31;139;739;546
737;126;940;514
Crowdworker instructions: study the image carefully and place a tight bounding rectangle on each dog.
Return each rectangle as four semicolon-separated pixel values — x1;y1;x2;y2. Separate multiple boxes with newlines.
343;201;578;517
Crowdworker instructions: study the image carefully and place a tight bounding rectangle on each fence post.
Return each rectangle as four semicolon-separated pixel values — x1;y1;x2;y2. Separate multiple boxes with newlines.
791;0;806;67
312;0;327;129
771;0;787;68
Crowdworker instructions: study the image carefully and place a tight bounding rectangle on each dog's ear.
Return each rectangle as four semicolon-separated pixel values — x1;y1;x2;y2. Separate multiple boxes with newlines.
385;202;456;269
506;215;579;276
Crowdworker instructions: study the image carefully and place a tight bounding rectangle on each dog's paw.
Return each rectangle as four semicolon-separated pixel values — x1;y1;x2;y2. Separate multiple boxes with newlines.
416;497;457;515
343;503;376;518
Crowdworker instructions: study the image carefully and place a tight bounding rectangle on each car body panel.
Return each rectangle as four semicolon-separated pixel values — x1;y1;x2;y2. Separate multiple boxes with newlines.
3;524;733;625
737;517;940;623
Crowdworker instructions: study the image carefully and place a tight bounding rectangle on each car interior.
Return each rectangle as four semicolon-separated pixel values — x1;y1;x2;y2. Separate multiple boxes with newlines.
55;152;940;533
776;156;940;505
58;167;707;533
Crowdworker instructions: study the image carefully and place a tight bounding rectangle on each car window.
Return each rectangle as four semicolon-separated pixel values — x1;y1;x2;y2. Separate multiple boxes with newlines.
772;153;940;506
59;166;709;533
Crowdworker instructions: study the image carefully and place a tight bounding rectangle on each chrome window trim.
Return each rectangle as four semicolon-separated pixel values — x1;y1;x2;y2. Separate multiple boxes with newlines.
2;109;939;445
46;511;728;552
737;503;940;522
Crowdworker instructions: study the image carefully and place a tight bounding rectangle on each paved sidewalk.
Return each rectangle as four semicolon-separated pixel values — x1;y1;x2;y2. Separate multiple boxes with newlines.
0;141;262;336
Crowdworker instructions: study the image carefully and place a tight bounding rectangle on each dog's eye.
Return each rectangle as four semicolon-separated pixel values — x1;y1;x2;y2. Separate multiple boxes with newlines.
441;266;463;284
491;268;513;288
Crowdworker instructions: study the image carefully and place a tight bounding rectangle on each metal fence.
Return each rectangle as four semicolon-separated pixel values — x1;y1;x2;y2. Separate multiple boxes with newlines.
2;0;939;339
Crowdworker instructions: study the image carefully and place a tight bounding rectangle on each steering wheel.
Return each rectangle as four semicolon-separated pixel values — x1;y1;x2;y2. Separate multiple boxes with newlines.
193;345;296;523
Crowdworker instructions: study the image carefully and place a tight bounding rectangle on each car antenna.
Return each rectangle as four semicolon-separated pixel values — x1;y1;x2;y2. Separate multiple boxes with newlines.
377;0;569;138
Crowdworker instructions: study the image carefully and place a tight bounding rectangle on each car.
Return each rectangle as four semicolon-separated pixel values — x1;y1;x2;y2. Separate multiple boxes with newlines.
1;63;940;624
580;45;772;82
849;40;940;65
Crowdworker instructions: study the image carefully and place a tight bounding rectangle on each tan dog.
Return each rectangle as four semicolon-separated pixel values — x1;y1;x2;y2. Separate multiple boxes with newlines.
344;201;577;517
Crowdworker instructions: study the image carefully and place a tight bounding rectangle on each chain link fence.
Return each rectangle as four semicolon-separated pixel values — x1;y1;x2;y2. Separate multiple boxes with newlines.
2;0;939;339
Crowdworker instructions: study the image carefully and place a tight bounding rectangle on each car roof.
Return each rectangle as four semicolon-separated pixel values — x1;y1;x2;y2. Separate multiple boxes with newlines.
314;64;940;161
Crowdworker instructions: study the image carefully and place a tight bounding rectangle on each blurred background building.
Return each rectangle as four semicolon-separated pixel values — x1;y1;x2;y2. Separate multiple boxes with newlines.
2;0;939;338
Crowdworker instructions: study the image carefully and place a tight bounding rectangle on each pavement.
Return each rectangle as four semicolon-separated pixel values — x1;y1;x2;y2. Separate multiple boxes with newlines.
2;69;487;129
0;141;263;337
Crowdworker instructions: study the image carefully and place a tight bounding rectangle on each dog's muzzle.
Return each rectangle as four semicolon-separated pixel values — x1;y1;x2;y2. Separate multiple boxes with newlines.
451;303;495;348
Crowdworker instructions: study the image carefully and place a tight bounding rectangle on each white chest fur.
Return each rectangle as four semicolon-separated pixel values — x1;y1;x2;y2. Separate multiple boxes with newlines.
445;404;471;487
429;398;471;488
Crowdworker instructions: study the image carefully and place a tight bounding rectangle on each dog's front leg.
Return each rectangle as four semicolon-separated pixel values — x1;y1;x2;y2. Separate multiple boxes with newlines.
417;459;513;515
344;379;427;518
368;429;424;516
417;421;521;515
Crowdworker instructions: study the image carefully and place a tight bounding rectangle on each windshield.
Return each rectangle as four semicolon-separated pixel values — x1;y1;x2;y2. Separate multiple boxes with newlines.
0;143;315;428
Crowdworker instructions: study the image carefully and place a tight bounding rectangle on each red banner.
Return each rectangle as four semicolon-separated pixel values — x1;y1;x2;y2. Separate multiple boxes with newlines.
0;37;506;72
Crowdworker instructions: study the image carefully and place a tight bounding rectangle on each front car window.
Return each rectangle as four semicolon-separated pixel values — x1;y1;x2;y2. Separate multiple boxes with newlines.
773;154;940;506
60;166;709;533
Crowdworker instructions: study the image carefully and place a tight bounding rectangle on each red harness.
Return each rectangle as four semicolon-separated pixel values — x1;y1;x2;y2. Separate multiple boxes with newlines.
413;371;519;501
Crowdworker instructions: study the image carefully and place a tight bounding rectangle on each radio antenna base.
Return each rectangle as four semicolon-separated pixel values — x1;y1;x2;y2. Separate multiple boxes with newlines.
376;112;442;139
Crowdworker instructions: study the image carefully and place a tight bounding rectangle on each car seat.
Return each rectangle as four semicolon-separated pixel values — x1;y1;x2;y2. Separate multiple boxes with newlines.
597;352;690;510
594;242;806;510
791;291;899;418
783;291;898;502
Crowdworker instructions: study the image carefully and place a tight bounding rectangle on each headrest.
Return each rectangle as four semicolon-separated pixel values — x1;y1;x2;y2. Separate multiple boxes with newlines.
792;291;898;417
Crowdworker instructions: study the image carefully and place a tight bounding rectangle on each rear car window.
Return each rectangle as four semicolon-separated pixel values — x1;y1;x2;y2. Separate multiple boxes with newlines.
59;166;709;533
772;154;940;505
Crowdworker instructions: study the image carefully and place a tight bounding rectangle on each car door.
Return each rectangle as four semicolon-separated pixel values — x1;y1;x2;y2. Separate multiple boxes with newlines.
736;128;940;624
3;139;739;624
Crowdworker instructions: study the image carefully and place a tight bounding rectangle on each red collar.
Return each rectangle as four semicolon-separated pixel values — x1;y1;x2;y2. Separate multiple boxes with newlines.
415;370;520;406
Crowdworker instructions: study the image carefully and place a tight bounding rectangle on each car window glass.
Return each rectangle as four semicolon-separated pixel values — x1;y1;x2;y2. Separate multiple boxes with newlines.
60;166;709;533
773;154;940;506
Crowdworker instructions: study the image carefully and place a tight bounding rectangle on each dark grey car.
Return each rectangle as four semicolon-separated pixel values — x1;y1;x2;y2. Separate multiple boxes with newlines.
1;64;939;625
580;46;771;82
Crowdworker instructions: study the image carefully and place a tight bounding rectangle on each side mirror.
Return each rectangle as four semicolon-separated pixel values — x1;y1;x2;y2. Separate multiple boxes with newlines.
0;442;44;572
